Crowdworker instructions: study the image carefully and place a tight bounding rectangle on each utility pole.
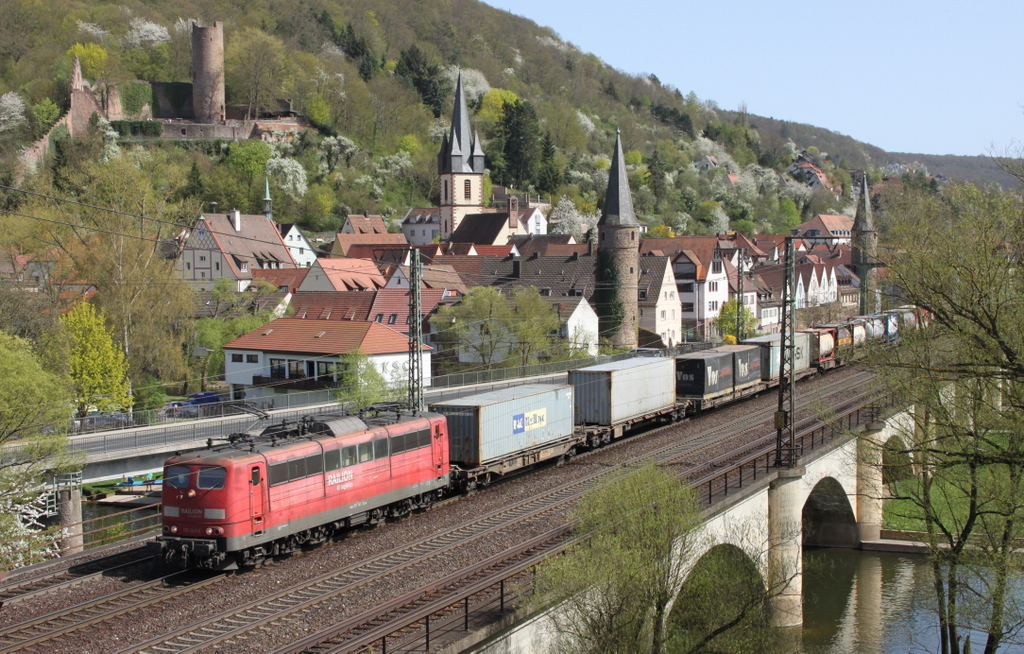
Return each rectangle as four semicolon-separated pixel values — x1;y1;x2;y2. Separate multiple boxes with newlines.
775;236;796;467
736;247;745;342
407;248;424;412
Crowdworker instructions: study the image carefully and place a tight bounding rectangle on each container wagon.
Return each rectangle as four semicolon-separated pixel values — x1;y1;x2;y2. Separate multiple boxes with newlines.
569;357;678;441
429;384;576;490
675;345;763;413
742;332;812;382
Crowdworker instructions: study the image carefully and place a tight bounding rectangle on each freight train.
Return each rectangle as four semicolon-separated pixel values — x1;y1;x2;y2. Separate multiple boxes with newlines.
152;307;924;570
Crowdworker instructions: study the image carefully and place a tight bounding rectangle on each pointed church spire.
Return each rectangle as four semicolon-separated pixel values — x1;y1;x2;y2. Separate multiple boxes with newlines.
599;131;639;226
438;71;485;175
263;177;273;221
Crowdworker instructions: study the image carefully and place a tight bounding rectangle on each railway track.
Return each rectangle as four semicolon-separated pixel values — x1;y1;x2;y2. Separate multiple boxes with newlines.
0;536;156;607
0;570;223;653
118;371;877;654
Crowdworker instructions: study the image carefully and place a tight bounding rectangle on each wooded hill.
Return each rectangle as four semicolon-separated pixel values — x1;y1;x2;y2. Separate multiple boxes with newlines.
0;0;1016;238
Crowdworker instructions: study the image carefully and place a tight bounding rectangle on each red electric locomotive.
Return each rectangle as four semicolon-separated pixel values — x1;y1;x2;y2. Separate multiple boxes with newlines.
152;409;449;570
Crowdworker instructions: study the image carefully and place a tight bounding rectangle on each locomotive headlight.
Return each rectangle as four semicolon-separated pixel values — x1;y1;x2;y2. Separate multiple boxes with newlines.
205;527;214;535
187;489;196;498
169;525;178;533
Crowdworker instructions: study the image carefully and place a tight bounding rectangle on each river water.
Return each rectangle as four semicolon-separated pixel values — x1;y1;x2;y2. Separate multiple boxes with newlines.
802;548;1022;653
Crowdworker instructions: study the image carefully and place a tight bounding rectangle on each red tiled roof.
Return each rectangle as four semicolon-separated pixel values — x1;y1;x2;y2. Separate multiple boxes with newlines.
289;291;376;321
344;214;389;235
330;233;407;257
224;318;429;355
252;268;310;293
310;258;385;291
367;288;446;333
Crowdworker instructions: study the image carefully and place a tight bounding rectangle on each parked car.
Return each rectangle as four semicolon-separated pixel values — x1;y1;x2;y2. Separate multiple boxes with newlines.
163;401;199;419
187;392;227;405
74;411;130;432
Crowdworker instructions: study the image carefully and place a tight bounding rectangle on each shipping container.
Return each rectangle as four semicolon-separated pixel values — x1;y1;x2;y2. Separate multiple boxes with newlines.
800;327;836;365
676;350;734;397
741;332;811;381
569;358;676;426
676;345;762;398
430;384;574;467
722;344;763;386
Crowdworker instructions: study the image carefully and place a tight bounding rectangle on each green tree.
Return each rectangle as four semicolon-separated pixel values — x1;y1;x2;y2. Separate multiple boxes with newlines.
534;462;705;654
225;28;287;120
333;349;397;409
0;332;81;567
435;286;513;369
30;98;59;138
61;302;130;416
64;43;109;81
714;298;758;341
870;182;1024;654
499;99;541;189
535;133;563;196
395;45;447;118
508;286;560;366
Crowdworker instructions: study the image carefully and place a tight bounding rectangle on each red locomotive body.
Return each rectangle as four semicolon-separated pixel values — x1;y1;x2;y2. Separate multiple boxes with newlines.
154;411;449;570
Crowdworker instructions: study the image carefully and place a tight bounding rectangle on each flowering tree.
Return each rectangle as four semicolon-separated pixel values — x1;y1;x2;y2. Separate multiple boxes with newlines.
266;156;307;199
0;92;26;134
123;18;170;49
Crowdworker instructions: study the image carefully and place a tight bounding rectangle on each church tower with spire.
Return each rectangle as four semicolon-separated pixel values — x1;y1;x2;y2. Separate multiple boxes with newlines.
437;72;486;240
597;133;640;350
853;173;880;314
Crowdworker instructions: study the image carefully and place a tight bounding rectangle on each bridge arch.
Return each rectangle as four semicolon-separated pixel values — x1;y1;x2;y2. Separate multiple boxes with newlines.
802;476;858;548
667;543;773;652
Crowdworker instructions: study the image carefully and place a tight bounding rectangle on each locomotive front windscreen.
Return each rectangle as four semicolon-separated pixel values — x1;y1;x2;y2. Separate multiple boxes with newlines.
166;466;190;488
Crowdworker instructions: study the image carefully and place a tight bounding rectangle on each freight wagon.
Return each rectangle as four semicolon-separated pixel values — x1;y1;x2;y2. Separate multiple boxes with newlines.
429;384;576;490
568;357;680;442
675;345;763;413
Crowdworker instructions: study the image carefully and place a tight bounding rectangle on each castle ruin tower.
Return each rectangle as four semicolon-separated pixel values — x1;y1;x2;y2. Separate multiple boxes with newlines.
191;21;225;123
437;71;485;239
853;173;880;314
597;132;640;350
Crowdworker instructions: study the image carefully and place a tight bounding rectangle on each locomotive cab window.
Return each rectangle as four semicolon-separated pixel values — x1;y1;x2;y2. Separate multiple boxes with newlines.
342;446;357;467
197;466;226;489
325;449;341;471
251;467;261;486
166;466;190;488
374;438;389;459
358;442;373;463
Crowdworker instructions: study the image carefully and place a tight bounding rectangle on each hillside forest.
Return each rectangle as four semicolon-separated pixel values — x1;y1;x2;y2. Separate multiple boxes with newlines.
1;0;1018;240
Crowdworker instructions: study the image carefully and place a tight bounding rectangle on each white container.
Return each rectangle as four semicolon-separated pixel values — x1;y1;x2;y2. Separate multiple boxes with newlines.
569;358;676;426
430;384;574;466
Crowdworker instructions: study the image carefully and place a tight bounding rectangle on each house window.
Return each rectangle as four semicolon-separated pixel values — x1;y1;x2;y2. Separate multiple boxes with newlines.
388;314;397;324
376;313;384;322
231;354;243;363
246;354;258;363
214;262;219;271
660;310;666;319
464;180;471;200
186;262;190;270
288;360;304;378
199;255;206;262
681;283;694;293
270;358;285;378
712;261;722;274
709;300;719;311
200;272;206;278
570;289;583;297
638;289;648;300
709;282;718;292
682;302;694;312
444;180;449;203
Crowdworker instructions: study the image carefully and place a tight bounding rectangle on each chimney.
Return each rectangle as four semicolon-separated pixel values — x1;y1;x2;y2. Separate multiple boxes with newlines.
232;208;242;232
587;242;593;256
210;201;218;214
512;259;521;278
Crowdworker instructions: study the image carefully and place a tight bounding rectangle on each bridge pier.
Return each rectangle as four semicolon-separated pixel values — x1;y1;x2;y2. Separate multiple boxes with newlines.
768;466;805;629
57;485;84;555
856;422;886;544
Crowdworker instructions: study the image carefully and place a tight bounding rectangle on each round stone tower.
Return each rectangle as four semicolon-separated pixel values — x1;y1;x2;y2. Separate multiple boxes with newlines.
191;21;225;123
597;132;640;350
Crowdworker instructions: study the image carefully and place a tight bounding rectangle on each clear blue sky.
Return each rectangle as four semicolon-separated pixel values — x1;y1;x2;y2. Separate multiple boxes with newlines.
492;0;1024;157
